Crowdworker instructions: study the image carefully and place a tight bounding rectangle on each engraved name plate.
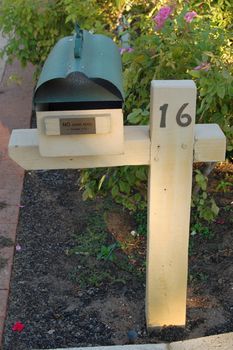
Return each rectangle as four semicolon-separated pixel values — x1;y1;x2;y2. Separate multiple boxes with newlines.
60;117;96;135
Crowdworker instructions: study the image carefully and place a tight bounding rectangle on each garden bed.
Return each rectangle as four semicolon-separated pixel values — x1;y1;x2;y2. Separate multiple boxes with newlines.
2;164;233;350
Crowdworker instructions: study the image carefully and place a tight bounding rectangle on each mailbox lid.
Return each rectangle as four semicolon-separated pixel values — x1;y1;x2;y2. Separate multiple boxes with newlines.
34;30;124;107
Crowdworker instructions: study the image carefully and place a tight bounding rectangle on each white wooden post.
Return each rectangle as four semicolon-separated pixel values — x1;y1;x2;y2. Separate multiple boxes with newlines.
8;80;226;330
146;81;196;328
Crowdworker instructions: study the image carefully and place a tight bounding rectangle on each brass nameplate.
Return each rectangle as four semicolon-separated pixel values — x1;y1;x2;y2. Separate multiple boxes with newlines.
60;117;96;135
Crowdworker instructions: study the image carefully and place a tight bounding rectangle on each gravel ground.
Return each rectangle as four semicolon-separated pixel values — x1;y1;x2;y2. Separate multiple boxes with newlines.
2;165;233;350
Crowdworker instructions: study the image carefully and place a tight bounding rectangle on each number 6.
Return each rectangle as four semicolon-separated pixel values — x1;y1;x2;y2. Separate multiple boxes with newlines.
176;103;192;127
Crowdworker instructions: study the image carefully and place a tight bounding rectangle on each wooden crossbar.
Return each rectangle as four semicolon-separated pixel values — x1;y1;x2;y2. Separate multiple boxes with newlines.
9;124;225;170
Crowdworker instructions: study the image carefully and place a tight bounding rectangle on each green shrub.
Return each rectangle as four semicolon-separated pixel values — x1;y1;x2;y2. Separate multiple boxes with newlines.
0;0;69;67
81;2;233;215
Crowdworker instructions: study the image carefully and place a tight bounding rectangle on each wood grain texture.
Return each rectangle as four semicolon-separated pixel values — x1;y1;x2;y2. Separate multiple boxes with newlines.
146;80;196;327
9;124;225;171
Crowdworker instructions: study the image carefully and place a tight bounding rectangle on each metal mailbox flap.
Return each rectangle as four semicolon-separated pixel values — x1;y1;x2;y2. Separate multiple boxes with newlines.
34;27;124;107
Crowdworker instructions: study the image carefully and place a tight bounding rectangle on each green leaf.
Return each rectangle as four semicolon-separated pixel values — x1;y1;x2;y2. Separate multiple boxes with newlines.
136;167;147;180
202;192;207;200
119;180;130;194
188;70;201;78
216;85;225;99
82;187;94;200
211;199;219;216
127;109;142;124
111;184;119;198
195;173;207;191
98;175;106;191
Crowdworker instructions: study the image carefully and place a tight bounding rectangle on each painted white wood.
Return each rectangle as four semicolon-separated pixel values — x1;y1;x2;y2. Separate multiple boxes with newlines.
194;123;226;162
9;123;226;171
9;126;150;170
95;115;111;134
44;117;60;135
37;109;123;157
146;80;196;328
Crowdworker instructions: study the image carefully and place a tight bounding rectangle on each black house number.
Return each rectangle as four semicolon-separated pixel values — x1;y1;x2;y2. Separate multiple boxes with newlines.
159;103;192;128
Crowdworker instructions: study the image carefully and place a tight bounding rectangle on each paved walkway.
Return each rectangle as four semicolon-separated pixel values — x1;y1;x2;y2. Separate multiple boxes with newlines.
0;32;7;82
0;30;35;346
42;332;233;350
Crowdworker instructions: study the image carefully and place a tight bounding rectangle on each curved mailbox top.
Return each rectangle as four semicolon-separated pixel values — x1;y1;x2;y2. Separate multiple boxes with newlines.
34;30;124;106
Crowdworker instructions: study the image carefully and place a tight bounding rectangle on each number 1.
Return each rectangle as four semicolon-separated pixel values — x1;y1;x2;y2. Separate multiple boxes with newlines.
159;104;168;128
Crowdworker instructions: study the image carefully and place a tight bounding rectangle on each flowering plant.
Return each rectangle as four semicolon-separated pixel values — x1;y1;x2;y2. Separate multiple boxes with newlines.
153;6;172;30
81;2;233;217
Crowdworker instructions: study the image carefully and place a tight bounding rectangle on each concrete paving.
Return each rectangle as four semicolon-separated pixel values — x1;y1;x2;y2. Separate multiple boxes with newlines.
169;332;233;349
38;345;167;350
0;35;35;345
39;332;233;350
0;31;8;83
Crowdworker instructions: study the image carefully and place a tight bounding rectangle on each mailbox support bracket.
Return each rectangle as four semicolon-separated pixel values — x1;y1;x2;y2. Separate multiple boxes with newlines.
8;81;226;329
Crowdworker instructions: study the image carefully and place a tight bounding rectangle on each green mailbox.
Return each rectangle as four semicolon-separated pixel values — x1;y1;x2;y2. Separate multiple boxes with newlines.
34;26;124;157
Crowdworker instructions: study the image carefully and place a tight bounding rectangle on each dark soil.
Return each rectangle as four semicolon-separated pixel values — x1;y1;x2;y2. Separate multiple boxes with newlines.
2;164;233;350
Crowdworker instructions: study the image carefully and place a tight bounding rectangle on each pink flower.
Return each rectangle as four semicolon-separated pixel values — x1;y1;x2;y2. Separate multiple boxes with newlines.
127;47;134;53
153;6;172;30
194;62;210;71
15;244;22;252
184;11;197;23
12;321;25;332
215;219;225;225
119;47;134;55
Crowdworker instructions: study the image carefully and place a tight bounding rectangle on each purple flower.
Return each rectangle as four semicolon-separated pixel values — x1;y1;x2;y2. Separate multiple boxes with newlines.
184;11;197;23
127;47;134;53
119;47;134;55
194;62;210;71
16;244;22;252
153;6;172;30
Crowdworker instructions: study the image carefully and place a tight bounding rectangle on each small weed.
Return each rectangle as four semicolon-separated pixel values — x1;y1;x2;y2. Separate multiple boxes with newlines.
189;271;209;283
68;205;146;289
191;222;213;239
189;237;195;256
0;256;8;270
133;208;147;236
192;170;219;222
87;271;112;287
216;177;233;193
0;201;7;210
69;213;107;257
223;205;233;212
0;236;14;248
97;243;119;262
70;267;112;288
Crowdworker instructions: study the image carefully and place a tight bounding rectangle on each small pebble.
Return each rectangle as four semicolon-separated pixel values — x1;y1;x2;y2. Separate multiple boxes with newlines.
127;329;138;344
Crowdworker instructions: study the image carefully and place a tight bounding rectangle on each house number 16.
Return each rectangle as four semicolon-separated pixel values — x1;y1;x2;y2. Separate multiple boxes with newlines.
159;103;192;128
